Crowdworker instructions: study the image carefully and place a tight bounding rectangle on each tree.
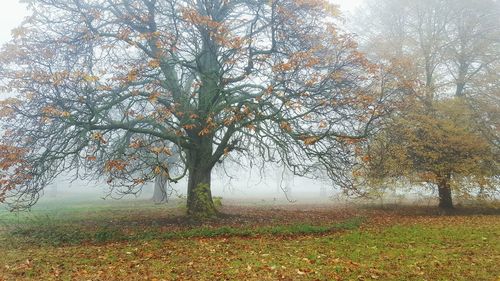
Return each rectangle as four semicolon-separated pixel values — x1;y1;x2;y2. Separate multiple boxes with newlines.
364;98;498;209
355;0;500;101
0;0;383;217
466;61;500;151
353;0;500;208
443;0;500;97
152;145;179;203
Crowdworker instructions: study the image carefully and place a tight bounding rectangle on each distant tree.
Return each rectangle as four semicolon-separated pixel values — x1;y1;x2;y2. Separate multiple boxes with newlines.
354;0;500;101
0;0;384;217
467;62;500;150
152;174;169;203
276;165;293;201
152;144;179;203
364;98;498;209
353;0;500;208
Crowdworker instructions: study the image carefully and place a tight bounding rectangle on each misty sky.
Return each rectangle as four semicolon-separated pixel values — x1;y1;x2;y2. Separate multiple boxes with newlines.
0;0;363;45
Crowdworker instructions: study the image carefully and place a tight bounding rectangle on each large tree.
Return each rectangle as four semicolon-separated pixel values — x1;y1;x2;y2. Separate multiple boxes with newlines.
0;0;383;217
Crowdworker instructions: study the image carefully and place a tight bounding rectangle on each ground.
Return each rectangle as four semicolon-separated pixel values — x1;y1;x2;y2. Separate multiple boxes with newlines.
0;199;499;280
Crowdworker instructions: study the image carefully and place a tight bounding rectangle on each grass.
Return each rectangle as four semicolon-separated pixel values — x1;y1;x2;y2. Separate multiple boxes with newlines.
0;200;499;280
4;215;365;246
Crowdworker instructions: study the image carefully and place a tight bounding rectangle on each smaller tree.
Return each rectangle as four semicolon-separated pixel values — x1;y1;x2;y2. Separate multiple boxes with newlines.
363;98;498;209
152;145;180;204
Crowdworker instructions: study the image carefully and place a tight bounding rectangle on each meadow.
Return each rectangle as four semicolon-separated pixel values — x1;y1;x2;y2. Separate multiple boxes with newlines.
0;199;499;280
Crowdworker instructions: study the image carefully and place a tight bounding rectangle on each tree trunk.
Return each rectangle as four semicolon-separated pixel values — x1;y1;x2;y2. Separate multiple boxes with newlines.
455;82;465;97
183;18;220;219
185;137;217;218
153;146;180;204
186;164;217;218
152;175;168;203
437;175;453;209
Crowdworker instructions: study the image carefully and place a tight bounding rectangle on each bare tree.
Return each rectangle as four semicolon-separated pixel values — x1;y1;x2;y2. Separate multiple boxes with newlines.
443;0;500;97
0;0;384;217
355;0;500;100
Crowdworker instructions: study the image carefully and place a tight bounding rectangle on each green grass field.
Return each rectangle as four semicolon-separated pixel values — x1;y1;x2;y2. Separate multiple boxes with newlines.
0;200;499;280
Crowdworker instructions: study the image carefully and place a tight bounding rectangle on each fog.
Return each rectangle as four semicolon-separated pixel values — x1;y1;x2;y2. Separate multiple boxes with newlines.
40;167;336;204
